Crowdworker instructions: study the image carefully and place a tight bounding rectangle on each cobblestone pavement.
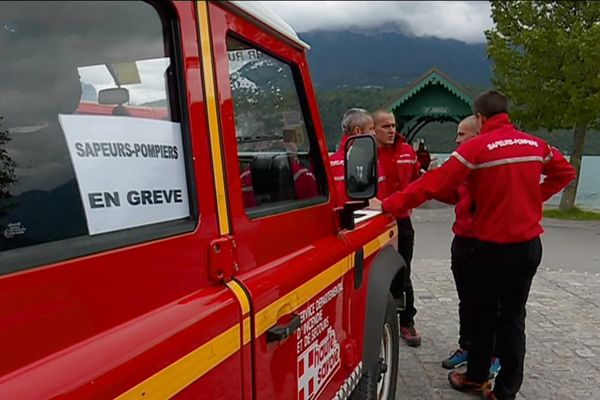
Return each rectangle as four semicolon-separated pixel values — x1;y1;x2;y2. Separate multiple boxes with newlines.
393;208;600;399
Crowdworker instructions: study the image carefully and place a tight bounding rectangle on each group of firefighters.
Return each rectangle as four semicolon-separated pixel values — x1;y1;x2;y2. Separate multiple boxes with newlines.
330;90;576;400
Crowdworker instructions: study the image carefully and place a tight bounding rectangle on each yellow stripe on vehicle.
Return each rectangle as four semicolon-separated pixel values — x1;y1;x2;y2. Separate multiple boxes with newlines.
197;0;230;235
226;280;251;315
254;255;353;337
225;281;252;344
364;227;397;258
255;227;396;337
114;325;240;400
115;228;393;398
243;317;251;345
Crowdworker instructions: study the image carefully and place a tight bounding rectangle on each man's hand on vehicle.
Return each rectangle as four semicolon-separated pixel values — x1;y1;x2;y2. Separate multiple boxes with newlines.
368;197;383;211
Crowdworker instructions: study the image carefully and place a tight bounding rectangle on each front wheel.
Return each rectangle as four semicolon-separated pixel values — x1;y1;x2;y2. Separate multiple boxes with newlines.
353;293;399;400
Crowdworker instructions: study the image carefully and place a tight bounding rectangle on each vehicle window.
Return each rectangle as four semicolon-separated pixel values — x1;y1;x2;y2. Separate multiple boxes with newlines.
0;1;190;271
227;36;327;215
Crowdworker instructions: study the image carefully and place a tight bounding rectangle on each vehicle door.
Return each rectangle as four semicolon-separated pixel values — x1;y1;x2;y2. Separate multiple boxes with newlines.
207;2;362;399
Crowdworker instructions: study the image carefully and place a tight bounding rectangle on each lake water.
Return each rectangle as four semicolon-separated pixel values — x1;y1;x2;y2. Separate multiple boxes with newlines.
432;154;600;210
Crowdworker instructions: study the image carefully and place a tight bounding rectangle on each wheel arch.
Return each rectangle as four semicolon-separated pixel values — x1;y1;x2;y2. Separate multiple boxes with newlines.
361;245;406;369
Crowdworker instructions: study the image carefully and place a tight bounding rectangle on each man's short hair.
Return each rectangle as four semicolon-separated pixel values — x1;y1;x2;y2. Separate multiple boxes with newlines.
341;108;371;135
460;115;478;128
473;90;509;118
371;109;393;123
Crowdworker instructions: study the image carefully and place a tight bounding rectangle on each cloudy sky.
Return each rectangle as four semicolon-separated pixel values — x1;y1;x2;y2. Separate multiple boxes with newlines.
263;1;493;44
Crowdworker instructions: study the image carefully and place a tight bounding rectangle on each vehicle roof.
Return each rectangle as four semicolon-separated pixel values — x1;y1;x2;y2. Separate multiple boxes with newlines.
229;1;310;49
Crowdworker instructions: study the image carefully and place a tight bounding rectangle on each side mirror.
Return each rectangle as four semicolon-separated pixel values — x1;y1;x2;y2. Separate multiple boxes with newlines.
344;135;377;200
98;87;129;105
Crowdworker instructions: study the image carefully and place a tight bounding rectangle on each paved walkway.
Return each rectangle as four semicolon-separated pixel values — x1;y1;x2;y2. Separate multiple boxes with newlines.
394;208;600;399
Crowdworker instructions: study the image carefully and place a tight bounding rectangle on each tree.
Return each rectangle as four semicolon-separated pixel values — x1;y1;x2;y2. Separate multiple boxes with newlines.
0;119;17;217
486;1;600;210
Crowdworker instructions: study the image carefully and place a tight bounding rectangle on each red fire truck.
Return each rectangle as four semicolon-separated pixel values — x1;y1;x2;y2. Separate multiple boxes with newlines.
0;1;407;399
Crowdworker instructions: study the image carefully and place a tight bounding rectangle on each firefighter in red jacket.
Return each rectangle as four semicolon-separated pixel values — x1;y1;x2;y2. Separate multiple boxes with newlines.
285;141;319;200
440;116;498;377
330;108;386;206
373;90;575;399
372;109;422;346
241;141;318;208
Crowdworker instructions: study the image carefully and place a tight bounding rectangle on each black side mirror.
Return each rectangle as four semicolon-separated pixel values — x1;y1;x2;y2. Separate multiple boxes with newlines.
344;135;377;200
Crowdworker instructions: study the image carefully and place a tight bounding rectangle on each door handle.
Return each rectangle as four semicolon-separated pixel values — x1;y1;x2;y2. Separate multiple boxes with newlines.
266;314;301;342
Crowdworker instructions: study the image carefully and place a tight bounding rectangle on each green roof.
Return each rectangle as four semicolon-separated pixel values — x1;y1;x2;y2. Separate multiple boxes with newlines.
389;67;473;112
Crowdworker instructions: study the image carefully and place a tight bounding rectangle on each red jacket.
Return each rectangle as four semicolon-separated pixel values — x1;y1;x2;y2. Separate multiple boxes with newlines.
291;159;318;199
240;166;257;208
377;135;420;219
240;158;318;208
416;149;432;172
382;113;576;244
330;135;386;206
452;182;475;238
427;174;474;238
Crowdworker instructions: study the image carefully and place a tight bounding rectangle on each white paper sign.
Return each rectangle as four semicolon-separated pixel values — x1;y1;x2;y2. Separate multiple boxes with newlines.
59;114;190;235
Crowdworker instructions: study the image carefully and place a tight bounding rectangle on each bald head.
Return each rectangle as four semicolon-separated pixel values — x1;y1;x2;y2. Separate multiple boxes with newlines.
456;115;479;145
372;109;396;146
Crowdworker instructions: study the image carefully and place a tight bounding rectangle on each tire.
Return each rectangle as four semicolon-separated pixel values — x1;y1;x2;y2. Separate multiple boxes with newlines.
353;293;399;400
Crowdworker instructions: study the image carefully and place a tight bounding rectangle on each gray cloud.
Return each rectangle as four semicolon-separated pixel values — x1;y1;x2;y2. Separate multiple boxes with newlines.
264;1;492;44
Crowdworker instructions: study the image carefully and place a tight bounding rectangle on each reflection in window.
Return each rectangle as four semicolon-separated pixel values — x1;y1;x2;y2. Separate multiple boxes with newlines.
227;37;326;212
0;1;183;260
78;57;172;119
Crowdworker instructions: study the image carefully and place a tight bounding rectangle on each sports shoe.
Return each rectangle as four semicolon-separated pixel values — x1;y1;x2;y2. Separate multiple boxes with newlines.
400;326;421;347
482;388;498;399
489;357;501;378
442;348;468;369
448;371;491;393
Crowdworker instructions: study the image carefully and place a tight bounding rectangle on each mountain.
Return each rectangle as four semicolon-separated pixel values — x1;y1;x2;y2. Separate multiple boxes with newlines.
226;29;598;155
0;179;88;250
299;30;492;90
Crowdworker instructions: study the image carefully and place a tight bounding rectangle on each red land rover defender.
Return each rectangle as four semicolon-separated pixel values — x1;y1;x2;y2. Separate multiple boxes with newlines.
0;1;407;399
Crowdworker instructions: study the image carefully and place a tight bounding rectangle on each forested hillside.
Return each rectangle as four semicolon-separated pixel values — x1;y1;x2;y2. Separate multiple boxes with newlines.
298;30;599;154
